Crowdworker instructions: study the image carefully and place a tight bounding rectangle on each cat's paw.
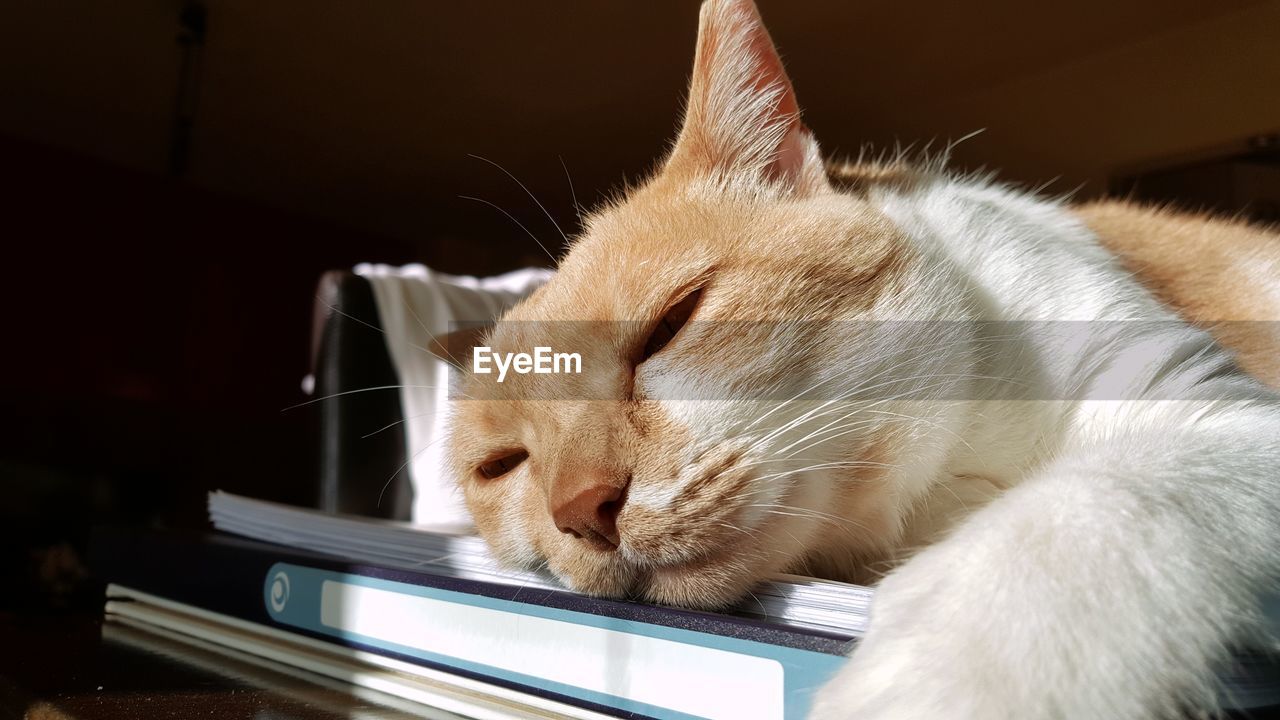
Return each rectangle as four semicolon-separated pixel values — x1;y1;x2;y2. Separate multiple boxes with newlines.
806;549;1026;720
808;632;999;718
807;640;995;720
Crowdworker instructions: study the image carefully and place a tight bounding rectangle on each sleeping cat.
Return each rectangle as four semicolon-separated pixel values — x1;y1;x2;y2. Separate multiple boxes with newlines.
441;0;1280;717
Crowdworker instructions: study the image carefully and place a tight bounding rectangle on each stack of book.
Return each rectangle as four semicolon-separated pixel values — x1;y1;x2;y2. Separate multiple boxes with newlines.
93;492;1280;719
95;492;874;719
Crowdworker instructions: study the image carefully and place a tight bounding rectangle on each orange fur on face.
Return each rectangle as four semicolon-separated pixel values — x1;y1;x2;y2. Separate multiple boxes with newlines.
448;184;922;606
446;0;1280;609
443;0;948;608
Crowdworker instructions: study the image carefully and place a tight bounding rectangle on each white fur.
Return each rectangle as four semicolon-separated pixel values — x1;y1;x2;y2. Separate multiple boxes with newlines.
807;174;1280;719
655;11;1280;709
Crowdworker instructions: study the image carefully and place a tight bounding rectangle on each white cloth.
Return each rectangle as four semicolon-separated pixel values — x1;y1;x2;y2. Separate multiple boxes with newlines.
353;263;552;529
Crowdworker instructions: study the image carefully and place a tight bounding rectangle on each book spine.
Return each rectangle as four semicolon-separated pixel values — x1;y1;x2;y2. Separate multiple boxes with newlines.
263;561;845;720
92;530;848;720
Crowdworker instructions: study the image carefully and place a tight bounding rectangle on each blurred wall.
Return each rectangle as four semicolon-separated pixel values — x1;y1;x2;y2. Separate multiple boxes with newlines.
3;1;1279;258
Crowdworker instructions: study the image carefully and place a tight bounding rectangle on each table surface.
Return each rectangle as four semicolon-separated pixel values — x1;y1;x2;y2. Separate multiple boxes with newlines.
0;612;462;720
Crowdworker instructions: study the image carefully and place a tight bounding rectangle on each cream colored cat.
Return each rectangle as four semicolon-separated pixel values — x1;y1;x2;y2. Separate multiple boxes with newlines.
444;1;1280;717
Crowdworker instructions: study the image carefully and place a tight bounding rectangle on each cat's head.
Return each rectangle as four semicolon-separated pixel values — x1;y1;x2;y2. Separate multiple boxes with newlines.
446;0;969;608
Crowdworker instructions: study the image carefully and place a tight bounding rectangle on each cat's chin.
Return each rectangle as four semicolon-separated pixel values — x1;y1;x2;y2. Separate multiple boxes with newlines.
544;545;642;599
544;469;829;609
637;555;769;610
569;544;771;610
556;566;762;611
545;545;767;610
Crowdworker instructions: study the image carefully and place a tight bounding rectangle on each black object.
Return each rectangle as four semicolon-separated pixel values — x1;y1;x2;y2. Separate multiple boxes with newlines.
310;271;411;520
1112;134;1280;223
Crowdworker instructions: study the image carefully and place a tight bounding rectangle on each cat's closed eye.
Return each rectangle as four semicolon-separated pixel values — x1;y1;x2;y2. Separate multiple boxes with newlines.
640;288;703;362
476;450;528;480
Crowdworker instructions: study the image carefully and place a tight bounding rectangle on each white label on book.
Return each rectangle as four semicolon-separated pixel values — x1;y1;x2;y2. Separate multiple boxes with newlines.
320;580;786;720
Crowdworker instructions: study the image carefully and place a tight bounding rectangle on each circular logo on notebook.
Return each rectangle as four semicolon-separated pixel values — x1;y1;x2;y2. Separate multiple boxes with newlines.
270;570;291;612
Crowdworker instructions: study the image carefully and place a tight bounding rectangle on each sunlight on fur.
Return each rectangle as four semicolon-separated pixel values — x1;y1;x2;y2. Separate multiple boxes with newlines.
441;0;1280;717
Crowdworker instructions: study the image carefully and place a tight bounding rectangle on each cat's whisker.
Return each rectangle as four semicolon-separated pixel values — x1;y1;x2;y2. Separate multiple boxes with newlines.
282;384;443;412
399;296;436;345
736;456;894;471
559;155;583;227
361;410;437;439
467;153;569;246
712;520;765;543
773;413;883;457
776;526;809;560
749;465;864;491
773;412;896;456
772;412;908;463
934;480;974;514
321;298;437;357
742;390;887;455
859;407;979;458
407;552;463;569
738;365;852;433
459;194;558;263
742;397;860;456
762;368;1025;460
377;433;451;508
731;335;905;436
509;557;553;604
751;502;872;536
736;347;1011;453
796;369;1020;452
728;328;991;442
742;587;769;619
749;459;896;479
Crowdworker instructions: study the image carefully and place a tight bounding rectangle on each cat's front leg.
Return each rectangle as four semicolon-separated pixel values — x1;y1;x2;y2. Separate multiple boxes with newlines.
809;417;1280;720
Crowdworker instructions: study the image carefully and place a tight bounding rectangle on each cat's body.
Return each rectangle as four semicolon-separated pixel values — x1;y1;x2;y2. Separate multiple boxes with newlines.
444;2;1280;717
1079;199;1280;386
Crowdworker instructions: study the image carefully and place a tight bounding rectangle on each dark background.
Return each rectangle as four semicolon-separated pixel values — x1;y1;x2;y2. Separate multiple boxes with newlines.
2;0;1278;612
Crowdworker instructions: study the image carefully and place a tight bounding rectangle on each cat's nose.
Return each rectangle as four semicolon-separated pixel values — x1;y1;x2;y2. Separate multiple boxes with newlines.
549;476;627;550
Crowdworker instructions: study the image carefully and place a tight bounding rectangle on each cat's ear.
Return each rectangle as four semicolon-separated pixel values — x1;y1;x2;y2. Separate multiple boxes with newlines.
666;0;826;194
428;324;491;371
